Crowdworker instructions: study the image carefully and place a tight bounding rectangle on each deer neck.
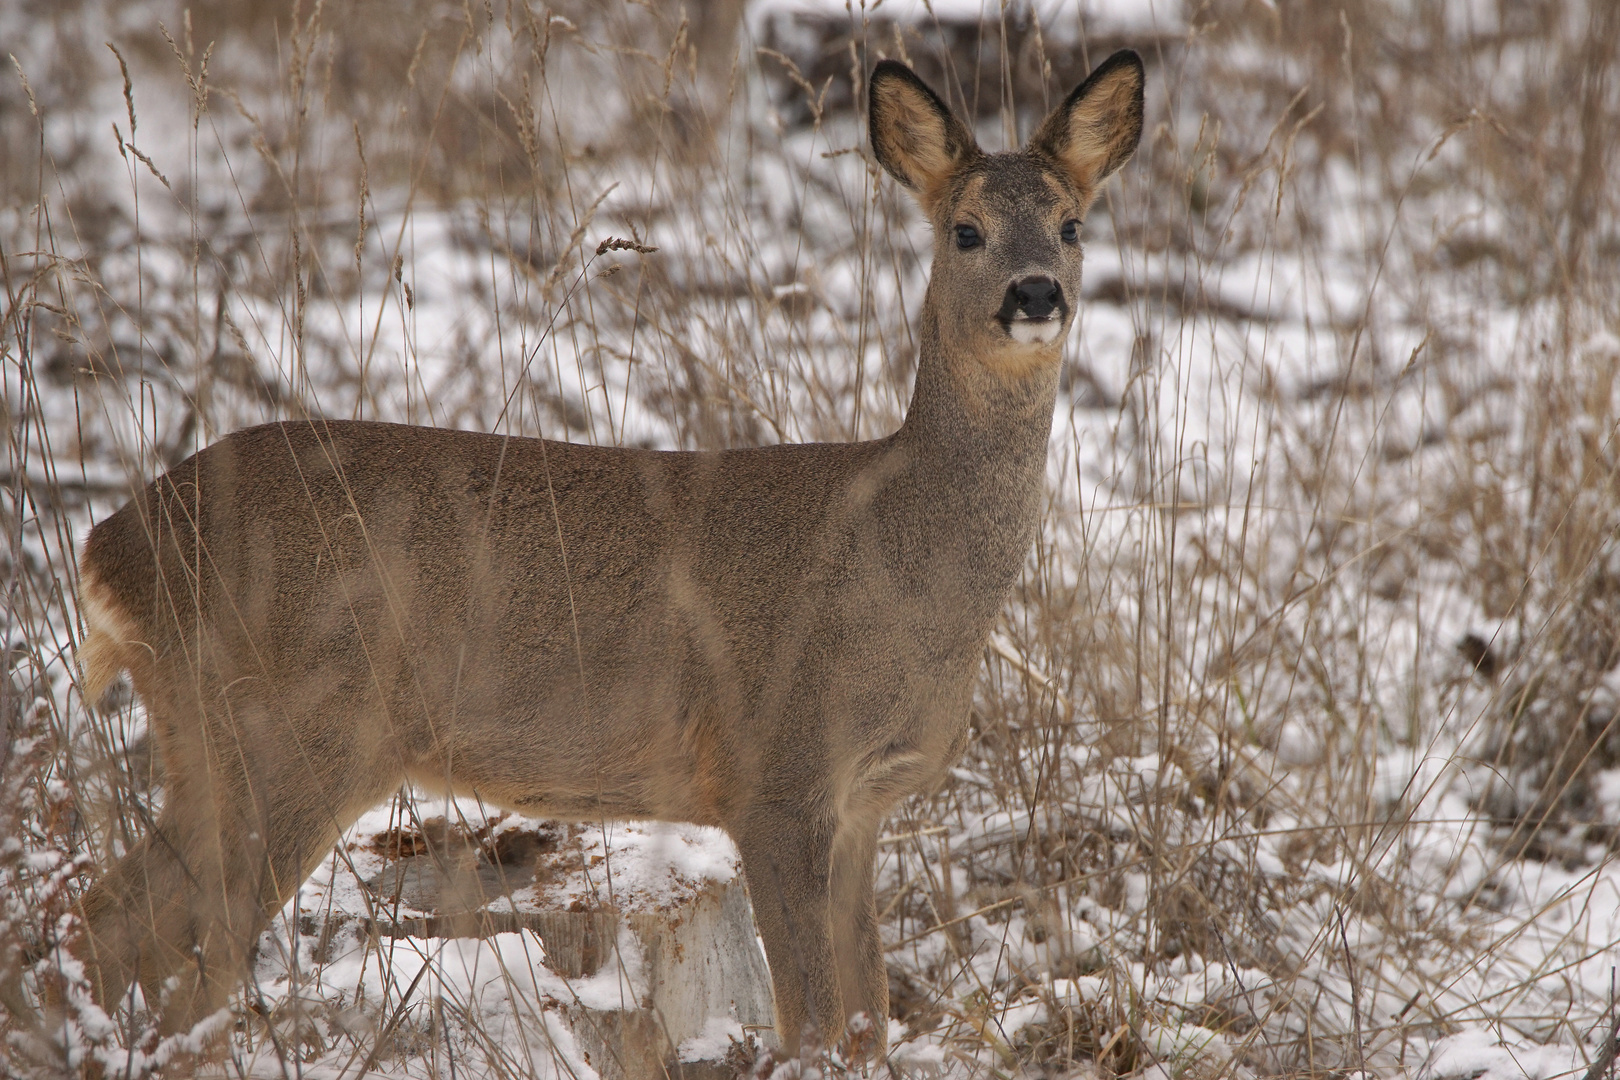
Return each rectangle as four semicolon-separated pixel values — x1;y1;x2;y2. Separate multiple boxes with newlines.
880;300;1062;634
897;300;1061;477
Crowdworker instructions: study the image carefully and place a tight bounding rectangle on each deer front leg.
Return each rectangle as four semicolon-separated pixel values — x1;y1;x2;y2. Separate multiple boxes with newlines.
735;804;843;1055
831;822;886;1058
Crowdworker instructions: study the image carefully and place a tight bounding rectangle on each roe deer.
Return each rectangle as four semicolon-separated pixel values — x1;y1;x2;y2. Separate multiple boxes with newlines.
73;52;1144;1058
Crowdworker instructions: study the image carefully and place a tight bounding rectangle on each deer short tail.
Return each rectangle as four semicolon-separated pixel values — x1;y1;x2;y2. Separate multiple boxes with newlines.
76;560;140;705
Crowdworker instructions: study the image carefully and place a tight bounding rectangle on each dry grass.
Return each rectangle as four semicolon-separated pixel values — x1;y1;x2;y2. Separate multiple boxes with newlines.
3;0;1618;1077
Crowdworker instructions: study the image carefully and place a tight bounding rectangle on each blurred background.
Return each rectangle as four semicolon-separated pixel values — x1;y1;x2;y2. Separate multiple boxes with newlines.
3;0;1618;1077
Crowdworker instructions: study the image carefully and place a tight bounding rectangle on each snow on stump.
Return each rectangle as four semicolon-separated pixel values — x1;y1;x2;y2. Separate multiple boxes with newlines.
295;811;775;1080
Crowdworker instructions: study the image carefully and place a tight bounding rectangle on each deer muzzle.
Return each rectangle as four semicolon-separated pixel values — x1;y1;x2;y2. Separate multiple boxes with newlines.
998;275;1067;344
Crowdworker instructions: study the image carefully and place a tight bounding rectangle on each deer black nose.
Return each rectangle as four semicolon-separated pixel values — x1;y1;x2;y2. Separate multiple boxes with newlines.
1009;276;1062;319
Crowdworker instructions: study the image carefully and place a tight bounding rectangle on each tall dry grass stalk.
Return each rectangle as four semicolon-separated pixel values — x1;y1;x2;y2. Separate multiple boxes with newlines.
3;0;1617;1076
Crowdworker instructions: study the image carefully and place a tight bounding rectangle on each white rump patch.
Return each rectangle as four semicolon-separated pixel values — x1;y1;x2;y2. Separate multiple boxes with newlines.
77;562;139;703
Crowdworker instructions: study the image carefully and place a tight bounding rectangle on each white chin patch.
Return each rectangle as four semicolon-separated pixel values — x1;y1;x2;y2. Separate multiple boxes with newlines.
1008;318;1063;345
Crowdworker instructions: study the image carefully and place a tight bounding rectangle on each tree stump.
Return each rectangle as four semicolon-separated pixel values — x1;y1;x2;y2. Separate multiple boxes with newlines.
307;815;775;1080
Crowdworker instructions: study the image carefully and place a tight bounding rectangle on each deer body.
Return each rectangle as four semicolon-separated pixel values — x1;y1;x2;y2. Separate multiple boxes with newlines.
74;53;1143;1057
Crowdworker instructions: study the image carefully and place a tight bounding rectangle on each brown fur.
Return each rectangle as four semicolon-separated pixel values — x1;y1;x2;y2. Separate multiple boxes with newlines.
72;53;1144;1057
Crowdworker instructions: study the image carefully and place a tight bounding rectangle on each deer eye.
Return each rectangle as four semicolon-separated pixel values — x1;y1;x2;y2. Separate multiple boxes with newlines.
955;224;982;250
1061;219;1080;244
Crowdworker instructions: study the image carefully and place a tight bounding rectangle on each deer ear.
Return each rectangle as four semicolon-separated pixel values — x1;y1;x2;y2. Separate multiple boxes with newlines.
869;60;980;209
1029;50;1145;202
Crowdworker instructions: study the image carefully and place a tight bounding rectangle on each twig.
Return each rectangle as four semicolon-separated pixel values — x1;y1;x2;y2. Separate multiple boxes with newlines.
1584;996;1620;1080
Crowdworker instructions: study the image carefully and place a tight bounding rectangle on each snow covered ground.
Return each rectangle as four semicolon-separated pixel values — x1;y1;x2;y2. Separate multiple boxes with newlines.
3;0;1618;1077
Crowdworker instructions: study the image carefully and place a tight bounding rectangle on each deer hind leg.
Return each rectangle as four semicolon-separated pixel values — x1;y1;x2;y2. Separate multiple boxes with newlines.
75;795;274;1032
75;818;207;1018
734;803;844;1055
78;679;400;1035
